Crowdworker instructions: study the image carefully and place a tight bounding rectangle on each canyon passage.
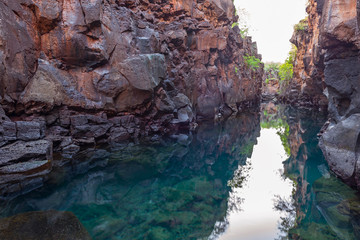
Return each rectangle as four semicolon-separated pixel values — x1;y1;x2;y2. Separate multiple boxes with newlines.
1;0;360;239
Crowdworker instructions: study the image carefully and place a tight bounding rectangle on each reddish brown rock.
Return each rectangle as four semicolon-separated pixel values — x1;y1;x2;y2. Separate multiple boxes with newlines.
0;0;262;121
280;1;328;107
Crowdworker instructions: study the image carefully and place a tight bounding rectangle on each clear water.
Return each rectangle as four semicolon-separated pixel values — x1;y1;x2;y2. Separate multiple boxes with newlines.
1;104;360;240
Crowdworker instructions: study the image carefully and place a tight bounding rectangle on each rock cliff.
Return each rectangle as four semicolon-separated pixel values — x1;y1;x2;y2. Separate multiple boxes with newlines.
298;0;360;189
0;0;263;196
280;1;328;107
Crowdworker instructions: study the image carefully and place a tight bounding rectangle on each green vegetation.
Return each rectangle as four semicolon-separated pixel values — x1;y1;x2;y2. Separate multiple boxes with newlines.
265;62;280;72
294;17;308;33
278;45;296;87
239;27;249;38
264;62;280;84
244;54;261;70
231;22;239;28
279;61;293;82
234;65;239;74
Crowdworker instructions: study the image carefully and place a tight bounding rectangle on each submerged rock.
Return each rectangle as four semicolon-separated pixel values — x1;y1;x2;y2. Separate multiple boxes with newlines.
0;210;91;240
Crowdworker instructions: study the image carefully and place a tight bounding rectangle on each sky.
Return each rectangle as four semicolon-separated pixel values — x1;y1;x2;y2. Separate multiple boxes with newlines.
234;0;308;63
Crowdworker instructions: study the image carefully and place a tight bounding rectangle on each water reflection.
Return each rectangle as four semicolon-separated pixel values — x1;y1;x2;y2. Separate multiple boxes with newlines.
0;111;261;239
1;105;360;240
217;128;293;240
279;106;360;239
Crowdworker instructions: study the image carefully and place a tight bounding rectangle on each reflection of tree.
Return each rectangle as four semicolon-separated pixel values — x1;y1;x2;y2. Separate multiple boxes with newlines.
208;218;229;240
273;194;296;240
227;161;252;189
261;107;291;157
208;159;253;239
227;160;253;213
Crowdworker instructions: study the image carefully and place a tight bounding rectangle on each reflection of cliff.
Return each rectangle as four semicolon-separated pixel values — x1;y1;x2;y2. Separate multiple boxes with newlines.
275;107;360;240
0;111;260;239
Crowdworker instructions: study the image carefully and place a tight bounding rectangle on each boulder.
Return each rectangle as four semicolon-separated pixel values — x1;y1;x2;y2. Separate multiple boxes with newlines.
0;210;92;240
119;54;166;91
319;114;360;186
21;63;67;111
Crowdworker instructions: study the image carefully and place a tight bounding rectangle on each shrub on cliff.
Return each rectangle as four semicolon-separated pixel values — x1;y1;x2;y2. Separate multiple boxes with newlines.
279;45;296;82
244;54;262;71
279;61;293;82
294;17;309;33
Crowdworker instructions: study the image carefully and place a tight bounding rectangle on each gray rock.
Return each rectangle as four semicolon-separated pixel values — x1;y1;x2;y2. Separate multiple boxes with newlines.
0;121;16;147
3;122;16;141
173;93;192;109
16;121;41;141
119;54;165;91
46;126;70;140
173;106;194;123
0;139;53;196
71;115;89;126
0;140;53;167
108;127;130;142
0;160;49;174
156;89;176;112
91;124;113;138
93;71;129;98
319;114;360;185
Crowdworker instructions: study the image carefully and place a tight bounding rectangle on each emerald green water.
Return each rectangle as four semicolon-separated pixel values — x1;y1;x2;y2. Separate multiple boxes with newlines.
1;105;360;239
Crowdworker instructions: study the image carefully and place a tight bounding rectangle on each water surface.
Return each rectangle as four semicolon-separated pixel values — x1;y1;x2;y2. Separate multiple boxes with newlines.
1;105;360;239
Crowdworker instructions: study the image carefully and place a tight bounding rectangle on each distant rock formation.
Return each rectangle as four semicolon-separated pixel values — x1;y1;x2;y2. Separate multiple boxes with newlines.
0;0;263;196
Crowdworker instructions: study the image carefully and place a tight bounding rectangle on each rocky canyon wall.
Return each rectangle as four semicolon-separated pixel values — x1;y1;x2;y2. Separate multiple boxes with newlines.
284;1;328;107
297;0;360;189
0;0;263;197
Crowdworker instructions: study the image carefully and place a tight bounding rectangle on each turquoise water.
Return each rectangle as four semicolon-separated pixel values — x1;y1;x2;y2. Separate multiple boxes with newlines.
1;105;360;239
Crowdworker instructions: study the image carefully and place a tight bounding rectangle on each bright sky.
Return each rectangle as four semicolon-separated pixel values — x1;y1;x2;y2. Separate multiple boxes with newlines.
234;0;308;63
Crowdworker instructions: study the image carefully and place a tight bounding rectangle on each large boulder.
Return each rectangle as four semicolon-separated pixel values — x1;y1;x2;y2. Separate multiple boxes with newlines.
0;210;92;240
319;114;360;187
119;54;166;91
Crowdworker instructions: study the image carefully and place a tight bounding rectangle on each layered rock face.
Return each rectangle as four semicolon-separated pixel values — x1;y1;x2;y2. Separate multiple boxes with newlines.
302;0;360;189
0;0;263;196
281;1;328;107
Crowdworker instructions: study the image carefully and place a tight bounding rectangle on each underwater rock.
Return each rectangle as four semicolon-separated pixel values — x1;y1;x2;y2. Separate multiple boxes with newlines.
0;210;92;240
